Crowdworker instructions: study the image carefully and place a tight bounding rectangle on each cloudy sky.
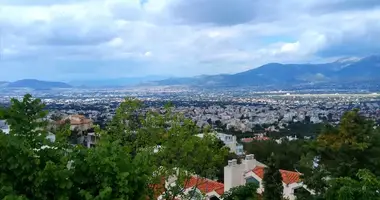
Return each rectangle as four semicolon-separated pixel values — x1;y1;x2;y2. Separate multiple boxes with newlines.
0;0;379;81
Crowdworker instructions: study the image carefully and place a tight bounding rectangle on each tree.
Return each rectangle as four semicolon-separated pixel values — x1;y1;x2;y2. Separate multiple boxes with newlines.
222;183;259;200
0;94;153;199
244;139;311;171
262;154;283;200
103;98;229;199
325;169;380;200
301;109;380;198
1;94;48;148
313;109;380;178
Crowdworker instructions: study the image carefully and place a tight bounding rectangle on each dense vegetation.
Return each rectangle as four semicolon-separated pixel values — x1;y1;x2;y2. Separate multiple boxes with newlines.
1;94;379;200
0;94;229;200
245;109;380;200
262;154;283;200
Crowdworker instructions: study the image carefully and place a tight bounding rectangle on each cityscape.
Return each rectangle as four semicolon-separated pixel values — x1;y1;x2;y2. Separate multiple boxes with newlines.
1;0;380;199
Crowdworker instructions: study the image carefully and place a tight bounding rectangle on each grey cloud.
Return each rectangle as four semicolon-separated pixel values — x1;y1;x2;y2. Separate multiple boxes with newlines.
168;0;380;26
315;15;380;57
318;31;380;57
313;0;380;13
0;0;87;5
1;0;380;80
42;21;118;46
168;0;267;26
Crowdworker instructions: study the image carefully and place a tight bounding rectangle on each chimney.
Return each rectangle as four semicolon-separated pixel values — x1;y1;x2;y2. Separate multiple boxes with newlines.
244;154;256;172
232;159;237;166
224;159;244;192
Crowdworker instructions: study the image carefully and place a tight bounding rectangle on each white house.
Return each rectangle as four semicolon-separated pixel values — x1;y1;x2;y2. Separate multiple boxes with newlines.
224;154;312;200
215;133;244;156
196;132;244;156
56;115;93;132
156;176;225;200
84;132;98;148
0;120;10;134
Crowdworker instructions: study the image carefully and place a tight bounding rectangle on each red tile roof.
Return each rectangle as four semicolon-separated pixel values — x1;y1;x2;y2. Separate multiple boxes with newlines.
252;166;301;185
184;176;225;196
279;169;301;185
241;136;270;143
252;166;265;179
149;178;166;199
57;115;93;125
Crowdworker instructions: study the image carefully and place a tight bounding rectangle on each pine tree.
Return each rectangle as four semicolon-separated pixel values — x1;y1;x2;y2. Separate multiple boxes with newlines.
262;154;283;200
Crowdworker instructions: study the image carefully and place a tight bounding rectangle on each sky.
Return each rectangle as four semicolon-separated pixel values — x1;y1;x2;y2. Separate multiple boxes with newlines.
0;0;380;81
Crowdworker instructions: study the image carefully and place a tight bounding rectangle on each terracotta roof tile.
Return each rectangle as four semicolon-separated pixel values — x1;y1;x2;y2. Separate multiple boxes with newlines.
279;169;301;185
57;115;93;125
184;176;225;195
252;166;301;185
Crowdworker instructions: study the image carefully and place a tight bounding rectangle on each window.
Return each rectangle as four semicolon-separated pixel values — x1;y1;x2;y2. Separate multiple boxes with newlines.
246;177;260;185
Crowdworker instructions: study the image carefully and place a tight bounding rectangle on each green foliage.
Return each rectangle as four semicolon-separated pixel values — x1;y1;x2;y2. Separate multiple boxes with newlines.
313;109;380;177
0;94;48;147
244;139;311;171
325;169;380;200
262;154;283;200
300;109;380;198
267;122;324;139
222;183;259;200
0;95;153;200
216;152;240;182
98;98;229;199
69;140;152;200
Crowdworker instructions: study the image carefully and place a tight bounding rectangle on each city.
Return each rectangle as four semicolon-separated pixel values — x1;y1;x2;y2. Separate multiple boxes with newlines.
1;0;380;199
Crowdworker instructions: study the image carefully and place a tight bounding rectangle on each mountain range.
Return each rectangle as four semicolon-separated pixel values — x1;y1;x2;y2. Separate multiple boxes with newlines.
0;79;72;90
1;55;380;89
69;75;170;88
153;55;380;87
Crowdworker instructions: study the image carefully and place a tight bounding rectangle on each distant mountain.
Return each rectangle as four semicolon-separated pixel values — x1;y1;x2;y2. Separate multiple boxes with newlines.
154;55;380;87
6;79;72;89
70;76;171;87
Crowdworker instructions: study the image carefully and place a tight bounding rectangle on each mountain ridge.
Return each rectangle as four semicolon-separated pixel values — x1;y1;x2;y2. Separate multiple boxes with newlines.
3;79;72;89
152;55;380;87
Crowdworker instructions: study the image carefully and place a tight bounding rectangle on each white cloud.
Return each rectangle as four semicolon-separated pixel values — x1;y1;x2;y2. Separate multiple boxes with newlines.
0;0;379;80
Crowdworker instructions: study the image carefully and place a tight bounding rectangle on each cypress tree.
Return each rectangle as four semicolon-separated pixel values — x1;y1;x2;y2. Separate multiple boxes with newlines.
263;153;283;200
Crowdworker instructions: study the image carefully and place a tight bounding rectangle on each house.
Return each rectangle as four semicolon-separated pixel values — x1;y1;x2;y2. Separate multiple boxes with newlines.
215;133;244;156
56;115;96;148
241;134;270;143
57;115;93;132
224;154;312;200
183;177;225;200
196;132;244;156
156;176;225;200
0;120;9;134
84;132;98;148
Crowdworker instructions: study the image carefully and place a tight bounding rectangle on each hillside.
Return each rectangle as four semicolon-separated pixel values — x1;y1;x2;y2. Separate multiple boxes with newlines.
154;55;380;87
6;79;72;89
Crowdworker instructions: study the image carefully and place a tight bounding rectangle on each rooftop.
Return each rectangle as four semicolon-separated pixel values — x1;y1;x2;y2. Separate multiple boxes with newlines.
184;176;225;196
252;166;301;185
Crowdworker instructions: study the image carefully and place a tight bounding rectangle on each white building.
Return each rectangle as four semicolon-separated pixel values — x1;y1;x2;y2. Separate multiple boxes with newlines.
84;132;98;148
197;132;244;156
224;154;312;200
156;176;225;200
0;120;10;134
215;133;244;156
